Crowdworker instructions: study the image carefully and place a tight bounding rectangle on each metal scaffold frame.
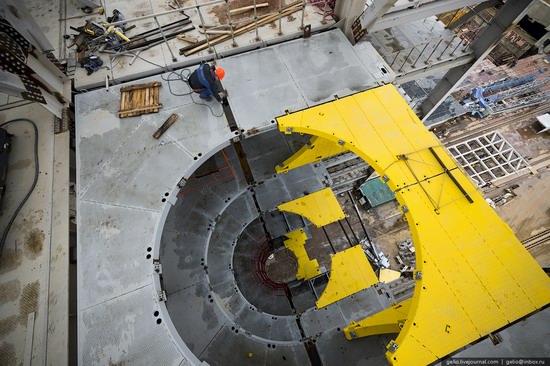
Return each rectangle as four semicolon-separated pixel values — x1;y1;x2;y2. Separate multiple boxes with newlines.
448;131;530;186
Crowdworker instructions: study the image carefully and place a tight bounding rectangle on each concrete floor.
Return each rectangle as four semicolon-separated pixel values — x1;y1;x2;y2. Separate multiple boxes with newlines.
0;104;70;366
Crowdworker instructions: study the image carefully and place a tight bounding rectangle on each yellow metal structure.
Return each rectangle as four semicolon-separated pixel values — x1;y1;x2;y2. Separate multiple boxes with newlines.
379;268;401;283
316;246;378;308
344;298;412;340
276;84;550;365
277;187;346;227
276;136;348;173
283;229;321;280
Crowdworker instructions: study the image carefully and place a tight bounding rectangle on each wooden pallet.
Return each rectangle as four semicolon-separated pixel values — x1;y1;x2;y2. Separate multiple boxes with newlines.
118;81;162;118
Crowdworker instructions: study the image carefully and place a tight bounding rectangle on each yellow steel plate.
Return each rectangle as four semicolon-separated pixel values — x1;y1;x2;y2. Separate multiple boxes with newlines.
277;187;346;227
276;84;550;365
344;298;412;340
379;268;401;283
283;228;321;280
316;245;378;308
276;136;348;173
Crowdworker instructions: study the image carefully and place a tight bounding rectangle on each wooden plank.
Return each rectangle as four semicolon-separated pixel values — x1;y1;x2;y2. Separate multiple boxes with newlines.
120;81;161;92
118;104;162;118
229;2;268;15
153;113;179;139
176;34;198;43
154;86;159;109
118;82;163;118
120;91;127;112
198;28;233;35
132;89;140;110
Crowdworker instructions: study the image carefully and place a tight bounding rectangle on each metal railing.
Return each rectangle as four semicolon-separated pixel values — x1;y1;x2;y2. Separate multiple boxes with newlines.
381;25;487;74
101;0;334;58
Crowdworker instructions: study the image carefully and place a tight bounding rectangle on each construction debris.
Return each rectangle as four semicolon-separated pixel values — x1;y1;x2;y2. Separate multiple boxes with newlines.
118;81;162;118
80;55;103;75
176;34;198;44
179;1;303;56
361;238;390;269
395;239;415;272
67;8;193;74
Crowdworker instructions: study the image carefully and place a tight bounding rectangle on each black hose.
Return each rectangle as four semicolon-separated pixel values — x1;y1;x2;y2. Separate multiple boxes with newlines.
0;118;39;262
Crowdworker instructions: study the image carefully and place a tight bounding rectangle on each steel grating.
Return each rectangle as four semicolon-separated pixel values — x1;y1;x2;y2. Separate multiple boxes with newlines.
448;131;530;186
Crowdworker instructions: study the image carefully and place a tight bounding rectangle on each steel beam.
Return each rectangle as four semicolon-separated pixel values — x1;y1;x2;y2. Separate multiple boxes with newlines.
420;0;536;121
344;298;412;339
0;70;26;95
395;53;474;83
370;0;493;32
0;0;54;52
334;0;366;43
447;0;500;30
276;136;348;173
358;0;398;31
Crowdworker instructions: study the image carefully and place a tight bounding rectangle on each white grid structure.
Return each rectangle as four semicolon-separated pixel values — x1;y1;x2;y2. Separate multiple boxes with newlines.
448;131;530;186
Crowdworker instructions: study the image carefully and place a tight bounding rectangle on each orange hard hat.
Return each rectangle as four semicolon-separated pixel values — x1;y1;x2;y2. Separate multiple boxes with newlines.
215;67;225;80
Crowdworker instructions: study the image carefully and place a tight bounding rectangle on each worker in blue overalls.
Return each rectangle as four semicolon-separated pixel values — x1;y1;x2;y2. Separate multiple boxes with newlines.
188;63;226;103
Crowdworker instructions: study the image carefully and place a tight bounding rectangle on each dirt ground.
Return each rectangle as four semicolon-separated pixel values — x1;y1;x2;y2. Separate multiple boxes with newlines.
492;169;550;267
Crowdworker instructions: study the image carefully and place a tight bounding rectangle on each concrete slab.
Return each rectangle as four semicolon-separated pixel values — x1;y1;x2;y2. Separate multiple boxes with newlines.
79;285;185;366
80;119;193;210
77;201;158;310
0;104;68;366
275;30;381;105
218;46;308;134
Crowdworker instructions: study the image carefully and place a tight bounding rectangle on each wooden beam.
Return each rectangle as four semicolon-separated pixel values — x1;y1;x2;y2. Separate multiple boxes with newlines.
229;3;269;15
153;113;179;139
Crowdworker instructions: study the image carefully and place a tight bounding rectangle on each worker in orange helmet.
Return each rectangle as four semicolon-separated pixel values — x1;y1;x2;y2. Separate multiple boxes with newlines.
188;63;226;104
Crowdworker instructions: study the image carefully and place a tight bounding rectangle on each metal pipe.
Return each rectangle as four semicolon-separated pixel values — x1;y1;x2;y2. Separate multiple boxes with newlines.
277;0;283;36
344;216;360;244
104;0;225;27
411;42;429;69
148;0;177;62
347;191;371;243
399;46;415;72
437;35;457;60
196;6;214;54
450;37;464;56
252;0;261;41
424;38;443;65
300;0;306;30
224;0;238;47
389;50;401;67
321;0;328;24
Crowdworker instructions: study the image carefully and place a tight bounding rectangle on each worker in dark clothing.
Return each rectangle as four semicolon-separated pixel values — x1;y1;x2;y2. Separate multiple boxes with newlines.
188;63;225;103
